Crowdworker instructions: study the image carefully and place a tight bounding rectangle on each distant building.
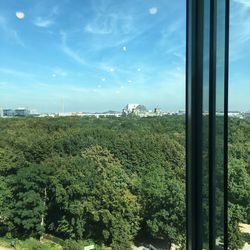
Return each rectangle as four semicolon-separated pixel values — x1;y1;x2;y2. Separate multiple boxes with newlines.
29;109;40;117
15;108;30;117
1;107;34;117
227;111;244;119
154;107;161;116
243;111;250;121
122;104;163;117
3;109;15;117
58;112;74;117
178;110;186;115
124;104;141;113
122;104;147;116
85;112;121;118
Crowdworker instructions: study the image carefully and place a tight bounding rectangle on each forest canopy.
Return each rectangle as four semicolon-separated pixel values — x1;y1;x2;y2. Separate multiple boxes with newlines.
0;116;249;249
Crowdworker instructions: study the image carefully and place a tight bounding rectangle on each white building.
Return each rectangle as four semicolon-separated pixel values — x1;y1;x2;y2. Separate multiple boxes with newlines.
228;111;243;119
122;104;163;117
124;104;140;113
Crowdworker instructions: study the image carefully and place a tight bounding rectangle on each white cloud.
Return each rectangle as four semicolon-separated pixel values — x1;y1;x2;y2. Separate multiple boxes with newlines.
230;1;250;61
109;67;115;72
0;15;24;46
34;17;53;28
53;68;68;77
149;7;158;15
128;80;132;83
60;31;87;66
16;11;25;20
52;73;57;78
10;30;24;47
123;46;127;51
137;68;141;72
84;9;134;37
101;78;106;81
0;67;33;78
80;4;160;53
84;24;112;35
234;0;250;8
63;45;86;65
120;85;125;89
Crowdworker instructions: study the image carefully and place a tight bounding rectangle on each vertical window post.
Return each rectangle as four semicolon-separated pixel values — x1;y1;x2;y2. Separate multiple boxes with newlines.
186;0;229;249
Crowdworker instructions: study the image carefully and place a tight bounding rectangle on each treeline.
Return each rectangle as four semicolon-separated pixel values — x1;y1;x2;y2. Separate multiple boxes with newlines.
0;116;249;249
228;118;250;249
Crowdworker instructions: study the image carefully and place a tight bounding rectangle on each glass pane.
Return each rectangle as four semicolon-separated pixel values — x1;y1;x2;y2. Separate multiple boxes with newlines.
228;0;250;249
187;0;228;248
0;1;187;249
215;0;226;248
202;0;211;248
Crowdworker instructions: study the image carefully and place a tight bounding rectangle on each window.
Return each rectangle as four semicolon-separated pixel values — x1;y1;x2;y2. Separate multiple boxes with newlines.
0;1;187;249
186;0;229;248
228;1;250;249
0;0;241;249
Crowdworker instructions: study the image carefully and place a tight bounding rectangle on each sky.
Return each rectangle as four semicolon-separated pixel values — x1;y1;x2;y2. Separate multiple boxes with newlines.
229;0;250;111
0;0;249;113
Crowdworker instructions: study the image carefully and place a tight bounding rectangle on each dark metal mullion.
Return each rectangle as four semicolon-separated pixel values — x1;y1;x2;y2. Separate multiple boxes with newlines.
185;0;190;247
187;0;229;249
186;0;204;249
209;0;217;249
224;0;230;248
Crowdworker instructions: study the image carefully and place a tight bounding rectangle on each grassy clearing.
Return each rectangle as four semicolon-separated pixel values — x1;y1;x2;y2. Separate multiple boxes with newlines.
0;237;62;250
0;237;11;248
0;236;106;250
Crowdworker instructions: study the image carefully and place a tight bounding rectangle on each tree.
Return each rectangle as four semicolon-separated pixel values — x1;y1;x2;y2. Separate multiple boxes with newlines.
228;203;245;250
0;147;25;176
10;164;52;237
0;176;12;234
48;146;141;249
82;146;141;249
228;158;250;222
139;164;185;246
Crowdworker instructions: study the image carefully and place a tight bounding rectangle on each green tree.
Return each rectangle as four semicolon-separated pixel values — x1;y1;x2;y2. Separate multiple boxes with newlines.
82;146;141;249
139;164;185;246
228;158;250;222
228;203;245;250
0;176;12;234
10;165;52;237
48;146;140;249
0;147;25;175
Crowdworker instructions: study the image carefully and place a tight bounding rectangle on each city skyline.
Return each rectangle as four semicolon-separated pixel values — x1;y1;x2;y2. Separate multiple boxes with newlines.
0;0;249;112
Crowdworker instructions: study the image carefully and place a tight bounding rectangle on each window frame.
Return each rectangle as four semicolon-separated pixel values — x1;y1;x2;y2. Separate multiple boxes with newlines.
186;0;229;248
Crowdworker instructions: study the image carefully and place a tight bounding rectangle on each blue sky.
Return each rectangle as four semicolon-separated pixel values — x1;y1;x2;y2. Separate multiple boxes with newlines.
229;0;250;111
0;0;249;113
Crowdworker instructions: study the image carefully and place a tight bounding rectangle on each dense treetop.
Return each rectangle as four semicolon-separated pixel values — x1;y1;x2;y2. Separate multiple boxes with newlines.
0;116;249;249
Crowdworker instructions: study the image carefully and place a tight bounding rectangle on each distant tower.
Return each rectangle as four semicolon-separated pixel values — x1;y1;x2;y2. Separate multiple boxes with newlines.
61;98;65;113
0;107;3;117
154;107;161;116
